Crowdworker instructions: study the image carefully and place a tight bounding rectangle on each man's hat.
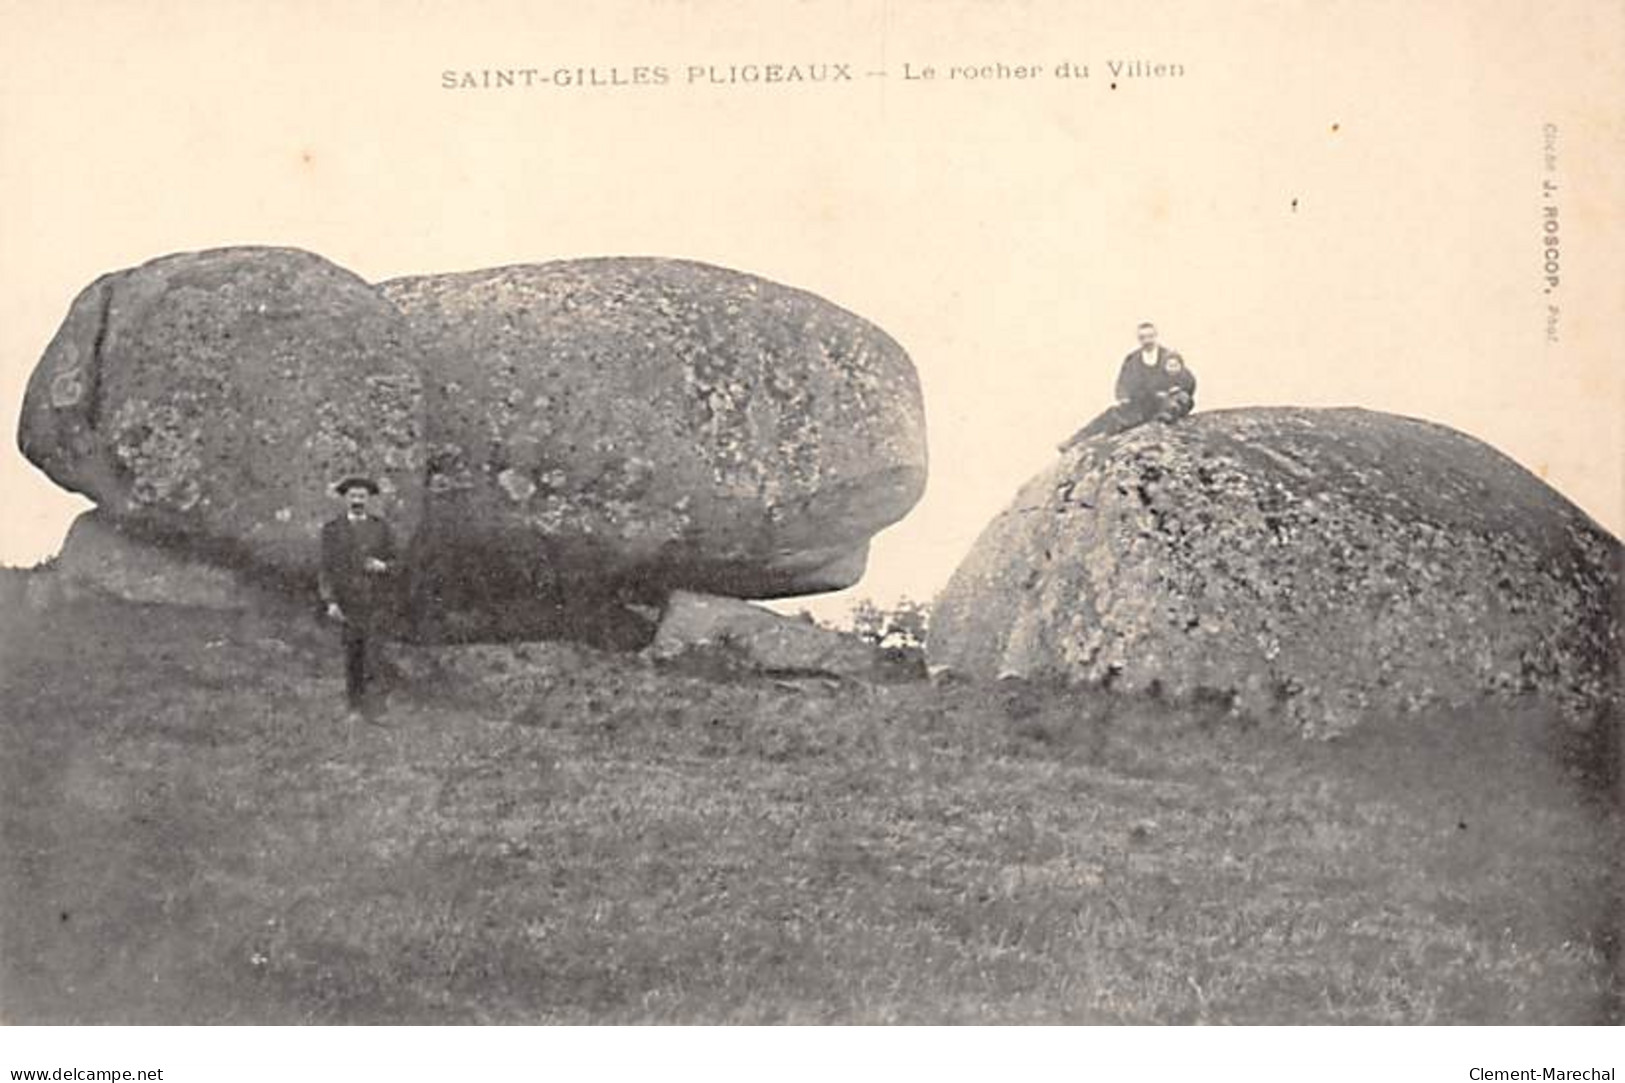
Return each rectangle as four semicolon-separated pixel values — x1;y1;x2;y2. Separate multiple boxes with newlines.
333;475;380;496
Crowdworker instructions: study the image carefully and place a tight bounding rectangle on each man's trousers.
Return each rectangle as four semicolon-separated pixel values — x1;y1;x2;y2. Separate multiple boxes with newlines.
342;623;381;709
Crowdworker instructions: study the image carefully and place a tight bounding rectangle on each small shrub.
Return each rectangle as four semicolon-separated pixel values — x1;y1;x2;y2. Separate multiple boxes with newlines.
844;596;932;681
847;596;931;652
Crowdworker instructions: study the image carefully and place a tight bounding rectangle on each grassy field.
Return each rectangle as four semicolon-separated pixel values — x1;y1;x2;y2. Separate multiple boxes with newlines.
0;573;1619;1023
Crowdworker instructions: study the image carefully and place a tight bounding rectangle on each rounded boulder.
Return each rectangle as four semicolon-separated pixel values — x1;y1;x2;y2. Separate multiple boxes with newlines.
929;408;1621;735
18;247;426;577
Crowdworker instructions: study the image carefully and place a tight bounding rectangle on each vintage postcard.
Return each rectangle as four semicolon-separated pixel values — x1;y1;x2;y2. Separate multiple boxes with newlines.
0;0;1620;1062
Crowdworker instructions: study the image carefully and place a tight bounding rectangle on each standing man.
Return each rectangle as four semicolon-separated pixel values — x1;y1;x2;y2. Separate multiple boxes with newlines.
1060;322;1198;450
319;476;398;720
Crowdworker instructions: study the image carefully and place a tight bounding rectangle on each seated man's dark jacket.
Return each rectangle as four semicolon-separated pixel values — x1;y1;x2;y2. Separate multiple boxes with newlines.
1060;347;1198;449
319;514;398;630
1115;346;1196;414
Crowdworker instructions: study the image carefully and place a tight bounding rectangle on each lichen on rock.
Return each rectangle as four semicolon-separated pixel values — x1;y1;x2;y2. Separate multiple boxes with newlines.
929;407;1622;735
19;249;927;646
380;257;927;639
17;247;428;577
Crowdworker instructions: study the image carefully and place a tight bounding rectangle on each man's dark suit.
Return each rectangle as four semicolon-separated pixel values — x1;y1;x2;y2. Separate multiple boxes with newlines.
1062;345;1198;448
1113;345;1196;411
319;514;398;710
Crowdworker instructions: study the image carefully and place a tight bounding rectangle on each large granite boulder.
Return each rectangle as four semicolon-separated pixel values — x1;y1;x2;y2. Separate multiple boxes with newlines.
18;247;426;578
18;250;927;644
379;258;927;640
929;408;1622;735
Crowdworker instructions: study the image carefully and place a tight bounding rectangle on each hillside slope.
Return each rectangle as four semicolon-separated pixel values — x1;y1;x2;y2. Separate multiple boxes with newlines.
1;573;1619;1023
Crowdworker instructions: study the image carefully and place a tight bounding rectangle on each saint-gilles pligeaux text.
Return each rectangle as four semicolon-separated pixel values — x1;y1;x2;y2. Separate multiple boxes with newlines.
440;60;1188;90
440;64;855;90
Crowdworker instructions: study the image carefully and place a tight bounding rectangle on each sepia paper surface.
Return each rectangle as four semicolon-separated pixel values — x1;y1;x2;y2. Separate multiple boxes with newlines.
1;3;1623;1050
1;0;1620;609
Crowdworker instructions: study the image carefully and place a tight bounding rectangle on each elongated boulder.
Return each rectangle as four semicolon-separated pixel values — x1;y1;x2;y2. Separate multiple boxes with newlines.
55;510;255;609
929;408;1621;735
18;247;426;577
379;258;927;639
649;590;884;677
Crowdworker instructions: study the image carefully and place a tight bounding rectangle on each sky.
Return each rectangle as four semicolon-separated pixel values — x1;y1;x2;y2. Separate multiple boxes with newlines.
2;0;1620;620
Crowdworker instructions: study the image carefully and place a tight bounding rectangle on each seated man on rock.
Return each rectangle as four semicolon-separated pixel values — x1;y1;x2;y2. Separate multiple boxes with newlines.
1060;321;1197;451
